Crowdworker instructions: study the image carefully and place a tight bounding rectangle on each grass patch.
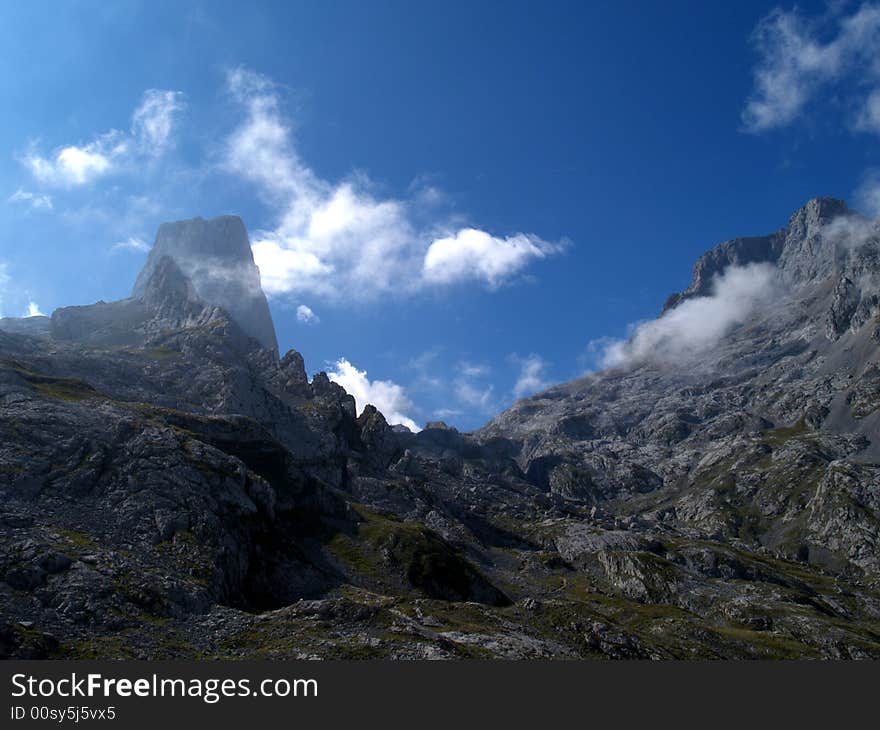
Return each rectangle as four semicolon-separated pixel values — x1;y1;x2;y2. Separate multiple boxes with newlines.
327;506;508;605
53;527;100;553
760;418;809;448
0;359;98;402
711;626;817;659
145;347;180;360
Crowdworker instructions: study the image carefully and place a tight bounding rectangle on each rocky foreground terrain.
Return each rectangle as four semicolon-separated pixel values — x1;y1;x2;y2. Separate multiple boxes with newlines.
2;200;880;659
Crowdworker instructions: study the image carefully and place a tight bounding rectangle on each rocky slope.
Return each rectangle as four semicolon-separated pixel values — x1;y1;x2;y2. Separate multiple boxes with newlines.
2;200;880;659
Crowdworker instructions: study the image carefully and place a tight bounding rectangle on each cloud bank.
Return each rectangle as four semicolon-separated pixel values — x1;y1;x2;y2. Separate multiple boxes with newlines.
327;358;419;432
743;3;880;133
223;68;562;300
596;263;778;368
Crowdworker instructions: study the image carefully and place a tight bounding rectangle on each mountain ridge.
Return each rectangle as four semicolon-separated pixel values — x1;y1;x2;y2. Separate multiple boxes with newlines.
2;197;880;659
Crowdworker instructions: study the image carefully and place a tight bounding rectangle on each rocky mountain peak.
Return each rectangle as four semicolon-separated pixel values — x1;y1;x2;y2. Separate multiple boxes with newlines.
132;215;279;354
786;196;850;233
135;215;253;272
663;197;866;314
776;197;857;285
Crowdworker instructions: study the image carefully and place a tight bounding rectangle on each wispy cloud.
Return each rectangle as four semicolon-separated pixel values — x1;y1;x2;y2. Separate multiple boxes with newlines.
743;3;880;133
593;263;779;368
327;357;420;431
825;202;880;248
433;407;464;420
856;168;880;218
855;87;880;134
0;262;9;317
132;90;186;156
459;361;490;378
223;67;562;300
296;303;319;325
7;188;53;211
512;353;551;397
111;236;151;253
451;360;498;415
21;89;185;188
454;379;496;412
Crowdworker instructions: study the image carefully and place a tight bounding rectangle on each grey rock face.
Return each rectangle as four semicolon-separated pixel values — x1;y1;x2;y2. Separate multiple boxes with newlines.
0;316;51;337
663;234;782;312
51;299;150;346
133;216;278;354
778;197;852;284
663;197;857;314
49;256;251;353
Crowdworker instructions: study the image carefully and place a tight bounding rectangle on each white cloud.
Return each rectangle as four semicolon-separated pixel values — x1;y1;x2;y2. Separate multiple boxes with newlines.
296;303;319;324
111;236;151;253
132;90;186;155
595;263;779;369
423;229;562;288
223;67;561;300
327;358;420;432
743;4;880;133
21;89;184;188
24;132;125;188
512;353;551;398
24;302;45;317
7;188;53;211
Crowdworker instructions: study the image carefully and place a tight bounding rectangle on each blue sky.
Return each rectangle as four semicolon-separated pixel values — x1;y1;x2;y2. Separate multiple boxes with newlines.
2;0;880;430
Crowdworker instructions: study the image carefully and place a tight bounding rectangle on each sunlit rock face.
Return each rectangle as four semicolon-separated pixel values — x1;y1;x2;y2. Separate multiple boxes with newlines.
133;215;279;354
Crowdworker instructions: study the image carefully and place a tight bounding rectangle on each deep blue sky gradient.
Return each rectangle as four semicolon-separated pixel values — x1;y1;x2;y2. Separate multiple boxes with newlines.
0;0;874;428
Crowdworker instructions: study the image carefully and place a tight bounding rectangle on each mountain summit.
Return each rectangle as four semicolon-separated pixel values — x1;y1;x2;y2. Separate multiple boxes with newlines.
133;216;278;354
42;216;279;355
